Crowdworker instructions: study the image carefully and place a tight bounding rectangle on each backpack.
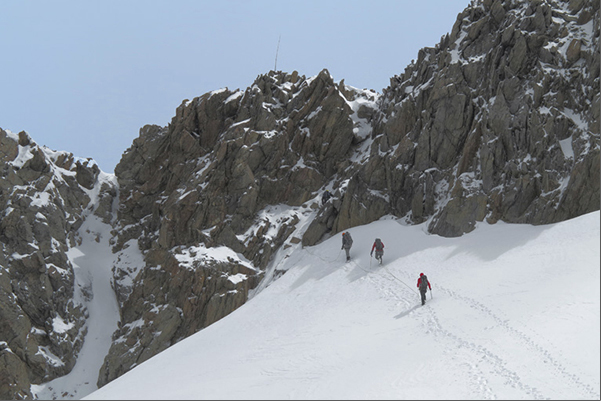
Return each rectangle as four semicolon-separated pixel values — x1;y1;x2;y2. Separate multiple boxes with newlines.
419;275;429;291
343;232;353;248
375;238;383;251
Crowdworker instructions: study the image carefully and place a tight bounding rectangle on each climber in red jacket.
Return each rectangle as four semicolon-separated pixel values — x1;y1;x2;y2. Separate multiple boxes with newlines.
417;273;431;305
370;238;384;265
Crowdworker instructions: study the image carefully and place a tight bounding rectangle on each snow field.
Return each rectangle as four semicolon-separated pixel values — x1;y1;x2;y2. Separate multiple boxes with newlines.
86;211;600;400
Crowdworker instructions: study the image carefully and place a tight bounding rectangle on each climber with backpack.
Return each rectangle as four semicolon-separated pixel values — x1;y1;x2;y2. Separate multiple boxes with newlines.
341;231;353;261
321;190;332;206
417;273;431;305
370;238;384;265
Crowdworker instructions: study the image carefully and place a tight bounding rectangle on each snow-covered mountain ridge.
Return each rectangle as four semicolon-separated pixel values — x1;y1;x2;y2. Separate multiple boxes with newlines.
0;0;598;398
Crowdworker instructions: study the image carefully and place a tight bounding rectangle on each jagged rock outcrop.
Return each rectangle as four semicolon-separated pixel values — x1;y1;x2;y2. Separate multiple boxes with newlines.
365;0;600;236
0;129;118;399
98;69;380;386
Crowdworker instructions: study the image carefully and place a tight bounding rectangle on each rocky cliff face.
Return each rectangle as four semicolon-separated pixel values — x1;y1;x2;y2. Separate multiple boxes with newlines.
1;0;599;398
97;69;380;386
368;0;600;236
0;129;117;399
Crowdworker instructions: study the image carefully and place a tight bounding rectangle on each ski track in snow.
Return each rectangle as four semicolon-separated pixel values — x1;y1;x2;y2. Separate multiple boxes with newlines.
433;285;601;400
350;260;500;399
348;258;599;400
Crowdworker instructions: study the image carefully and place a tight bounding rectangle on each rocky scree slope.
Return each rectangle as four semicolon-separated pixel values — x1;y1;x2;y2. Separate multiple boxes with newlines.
0;129;117;400
99;0;599;388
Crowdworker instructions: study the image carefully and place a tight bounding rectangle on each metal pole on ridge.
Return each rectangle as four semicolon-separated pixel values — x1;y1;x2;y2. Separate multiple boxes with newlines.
274;34;281;71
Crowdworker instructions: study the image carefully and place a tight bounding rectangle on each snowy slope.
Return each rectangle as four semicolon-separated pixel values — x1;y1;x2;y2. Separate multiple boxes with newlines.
85;211;600;400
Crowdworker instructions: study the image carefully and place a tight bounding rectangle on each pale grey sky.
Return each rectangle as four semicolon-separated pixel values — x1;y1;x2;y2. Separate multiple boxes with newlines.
1;0;470;173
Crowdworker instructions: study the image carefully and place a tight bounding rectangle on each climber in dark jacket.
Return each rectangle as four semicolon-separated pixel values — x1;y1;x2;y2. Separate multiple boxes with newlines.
341;231;353;261
321;190;332;206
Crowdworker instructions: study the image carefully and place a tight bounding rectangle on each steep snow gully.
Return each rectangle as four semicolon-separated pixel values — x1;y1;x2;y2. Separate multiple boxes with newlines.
32;216;121;399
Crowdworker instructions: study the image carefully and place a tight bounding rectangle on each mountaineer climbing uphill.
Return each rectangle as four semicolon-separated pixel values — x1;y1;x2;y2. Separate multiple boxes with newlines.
417;273;432;306
321;190;332;206
370;238;384;265
341;231;353;262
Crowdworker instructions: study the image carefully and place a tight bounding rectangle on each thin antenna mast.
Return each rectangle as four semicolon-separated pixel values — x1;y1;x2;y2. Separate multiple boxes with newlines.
274;34;281;71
